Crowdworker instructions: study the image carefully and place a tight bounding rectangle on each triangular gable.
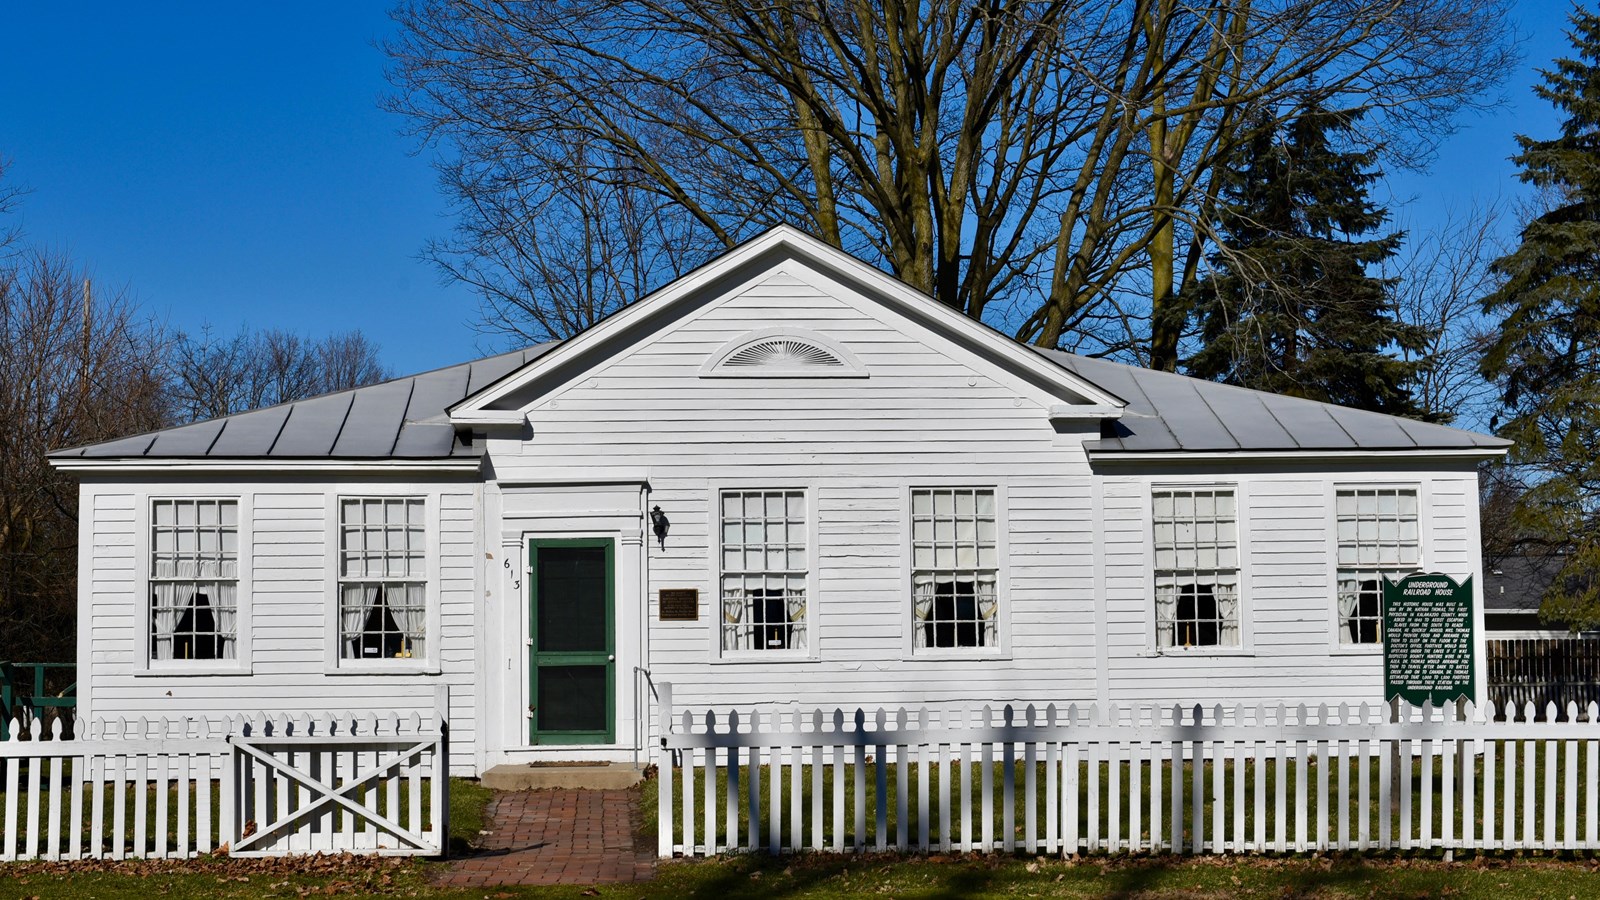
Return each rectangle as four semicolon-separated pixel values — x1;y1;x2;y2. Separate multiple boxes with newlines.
449;226;1126;424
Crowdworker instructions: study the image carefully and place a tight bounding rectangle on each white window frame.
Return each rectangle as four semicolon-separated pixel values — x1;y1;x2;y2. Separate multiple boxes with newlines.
901;483;1010;661
136;493;252;676
709;484;818;662
1326;481;1428;653
325;492;441;675
1146;481;1252;656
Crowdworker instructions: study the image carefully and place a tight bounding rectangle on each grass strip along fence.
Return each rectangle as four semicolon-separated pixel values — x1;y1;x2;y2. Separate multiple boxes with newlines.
655;684;1600;858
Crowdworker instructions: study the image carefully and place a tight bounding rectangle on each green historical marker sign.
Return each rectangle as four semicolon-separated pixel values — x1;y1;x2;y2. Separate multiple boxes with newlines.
1382;572;1476;707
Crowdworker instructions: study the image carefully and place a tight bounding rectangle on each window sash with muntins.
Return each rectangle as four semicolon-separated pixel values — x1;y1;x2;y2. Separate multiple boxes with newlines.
1153;488;1240;649
338;497;427;660
1336;487;1420;645
150;498;239;662
911;487;998;651
720;490;807;652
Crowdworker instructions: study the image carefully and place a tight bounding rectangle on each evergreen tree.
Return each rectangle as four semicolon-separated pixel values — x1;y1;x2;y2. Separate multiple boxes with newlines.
1480;7;1600;628
1184;106;1430;417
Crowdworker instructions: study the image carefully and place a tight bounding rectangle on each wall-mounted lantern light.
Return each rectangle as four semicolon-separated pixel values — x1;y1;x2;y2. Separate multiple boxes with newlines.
649;505;670;549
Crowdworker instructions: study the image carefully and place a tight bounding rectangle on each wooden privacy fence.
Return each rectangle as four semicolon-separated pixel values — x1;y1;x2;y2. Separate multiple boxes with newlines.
0;708;448;861
1488;638;1600;720
655;683;1600;858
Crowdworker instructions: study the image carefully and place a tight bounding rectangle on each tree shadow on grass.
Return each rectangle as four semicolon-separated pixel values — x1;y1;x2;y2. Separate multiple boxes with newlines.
651;852;1418;900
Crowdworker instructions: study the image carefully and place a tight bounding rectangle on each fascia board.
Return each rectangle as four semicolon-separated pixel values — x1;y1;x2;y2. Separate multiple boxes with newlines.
49;458;484;475
448;410;529;427
1085;447;1509;465
1048;404;1126;420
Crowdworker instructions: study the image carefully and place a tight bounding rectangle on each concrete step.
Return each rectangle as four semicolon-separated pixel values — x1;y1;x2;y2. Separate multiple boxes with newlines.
481;762;648;791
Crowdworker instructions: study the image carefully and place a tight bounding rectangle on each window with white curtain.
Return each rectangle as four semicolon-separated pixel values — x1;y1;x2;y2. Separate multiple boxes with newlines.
1153;488;1240;649
911;487;998;651
1336;487;1420;644
150;498;239;662
720;490;807;652
338;498;427;660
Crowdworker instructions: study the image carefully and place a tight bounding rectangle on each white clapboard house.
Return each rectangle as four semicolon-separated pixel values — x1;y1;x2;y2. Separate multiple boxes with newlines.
51;228;1509;776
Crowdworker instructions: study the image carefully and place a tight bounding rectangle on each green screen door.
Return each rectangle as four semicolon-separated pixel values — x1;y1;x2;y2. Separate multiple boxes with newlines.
528;539;615;744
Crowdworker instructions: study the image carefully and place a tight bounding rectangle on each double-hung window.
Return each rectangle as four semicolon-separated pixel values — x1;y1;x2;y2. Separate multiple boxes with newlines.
1335;487;1420;644
150;498;239;662
1153;488;1240;649
338;497;427;660
911;487;998;651
720;490;807;653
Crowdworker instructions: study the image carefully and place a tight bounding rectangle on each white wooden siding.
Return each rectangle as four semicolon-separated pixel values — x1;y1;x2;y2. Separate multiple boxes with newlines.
74;262;1491;770
486;268;1105;719
487;266;1485;725
1101;470;1483;707
77;478;479;775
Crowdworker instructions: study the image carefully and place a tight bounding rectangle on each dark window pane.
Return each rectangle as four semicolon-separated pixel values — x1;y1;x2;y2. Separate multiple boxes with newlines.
355;586;405;659
750;588;791;649
537;665;607;732
171;593;221;660
1350;579;1382;644
537;547;607;652
924;581;982;649
1174;585;1220;647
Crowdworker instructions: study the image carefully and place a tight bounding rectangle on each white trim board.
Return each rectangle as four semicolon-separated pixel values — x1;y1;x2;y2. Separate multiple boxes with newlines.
51;458;484;474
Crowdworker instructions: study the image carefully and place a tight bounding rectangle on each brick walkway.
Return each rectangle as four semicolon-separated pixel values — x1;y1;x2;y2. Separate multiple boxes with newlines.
435;789;655;887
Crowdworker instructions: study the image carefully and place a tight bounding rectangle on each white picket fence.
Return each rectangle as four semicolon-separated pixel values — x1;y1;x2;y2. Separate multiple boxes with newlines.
655;683;1600;857
0;707;448;861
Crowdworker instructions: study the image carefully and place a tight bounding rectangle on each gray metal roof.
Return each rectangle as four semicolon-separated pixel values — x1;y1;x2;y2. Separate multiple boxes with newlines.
51;336;1508;462
50;345;557;460
1481;555;1596;613
1039;350;1511;454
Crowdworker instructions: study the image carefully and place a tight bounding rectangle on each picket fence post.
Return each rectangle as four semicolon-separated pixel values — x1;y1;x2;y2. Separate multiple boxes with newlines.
656;681;674;858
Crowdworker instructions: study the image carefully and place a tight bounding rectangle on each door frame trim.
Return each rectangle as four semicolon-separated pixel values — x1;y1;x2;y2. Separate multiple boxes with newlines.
527;537;616;745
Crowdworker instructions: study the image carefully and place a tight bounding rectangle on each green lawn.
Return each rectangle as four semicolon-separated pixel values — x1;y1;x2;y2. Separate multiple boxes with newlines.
1;850;1600;898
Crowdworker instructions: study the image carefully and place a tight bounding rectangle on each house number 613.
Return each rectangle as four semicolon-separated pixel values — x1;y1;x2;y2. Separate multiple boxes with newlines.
503;559;521;590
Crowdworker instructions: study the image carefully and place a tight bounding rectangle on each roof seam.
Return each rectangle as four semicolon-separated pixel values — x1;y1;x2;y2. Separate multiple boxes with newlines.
1321;406;1357;447
204;419;228;456
389;379;417;456
264;406;294;456
1186;379;1241;450
328;393;357;456
1256;394;1301;450
1391;417;1427;449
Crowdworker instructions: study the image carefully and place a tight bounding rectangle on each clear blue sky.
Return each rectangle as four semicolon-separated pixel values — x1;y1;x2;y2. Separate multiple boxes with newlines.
0;1;1582;378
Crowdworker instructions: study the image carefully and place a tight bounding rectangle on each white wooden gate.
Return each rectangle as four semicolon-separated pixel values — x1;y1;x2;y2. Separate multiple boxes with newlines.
0;702;449;860
227;712;448;857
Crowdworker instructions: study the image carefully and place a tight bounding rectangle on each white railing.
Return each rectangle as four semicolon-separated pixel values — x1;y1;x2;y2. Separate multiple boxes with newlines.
0;706;448;860
655;683;1600;857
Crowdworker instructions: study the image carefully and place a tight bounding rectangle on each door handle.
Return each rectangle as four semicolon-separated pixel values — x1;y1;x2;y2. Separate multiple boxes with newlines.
608;655;615;662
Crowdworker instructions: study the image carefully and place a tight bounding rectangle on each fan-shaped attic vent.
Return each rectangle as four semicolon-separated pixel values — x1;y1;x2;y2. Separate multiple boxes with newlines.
725;339;843;369
700;328;867;378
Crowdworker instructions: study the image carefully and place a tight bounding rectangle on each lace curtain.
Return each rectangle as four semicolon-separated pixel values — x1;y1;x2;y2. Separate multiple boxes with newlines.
151;547;237;661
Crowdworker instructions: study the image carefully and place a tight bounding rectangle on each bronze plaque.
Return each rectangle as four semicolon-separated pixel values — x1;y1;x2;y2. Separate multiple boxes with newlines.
659;588;699;621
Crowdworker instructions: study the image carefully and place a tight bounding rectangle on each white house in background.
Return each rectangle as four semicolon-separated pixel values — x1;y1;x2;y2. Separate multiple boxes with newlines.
51;227;1510;776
